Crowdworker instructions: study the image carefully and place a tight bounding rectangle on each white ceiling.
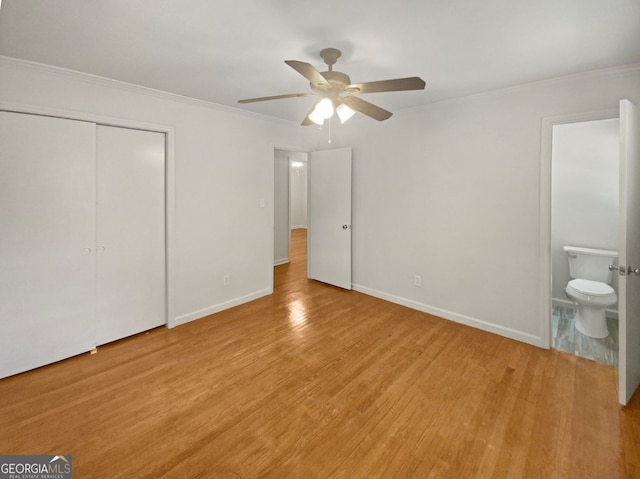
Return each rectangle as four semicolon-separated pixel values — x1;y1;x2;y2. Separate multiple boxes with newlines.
1;0;639;124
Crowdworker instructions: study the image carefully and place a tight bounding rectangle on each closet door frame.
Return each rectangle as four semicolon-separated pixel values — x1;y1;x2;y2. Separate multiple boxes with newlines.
0;102;176;330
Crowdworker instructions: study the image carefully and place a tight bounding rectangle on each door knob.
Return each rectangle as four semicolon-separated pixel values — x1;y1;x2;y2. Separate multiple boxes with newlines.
609;264;640;276
610;264;626;275
342;224;349;229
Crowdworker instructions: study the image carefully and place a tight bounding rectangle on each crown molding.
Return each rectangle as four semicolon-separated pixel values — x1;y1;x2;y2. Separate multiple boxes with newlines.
396;61;640;117
4;55;639;125
0;55;299;127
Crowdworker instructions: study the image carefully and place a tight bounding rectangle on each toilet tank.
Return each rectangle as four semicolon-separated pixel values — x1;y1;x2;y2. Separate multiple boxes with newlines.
563;246;618;283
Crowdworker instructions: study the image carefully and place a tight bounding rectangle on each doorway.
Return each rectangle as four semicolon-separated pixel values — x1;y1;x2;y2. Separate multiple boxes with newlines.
542;100;640;405
273;148;308;269
273;146;353;291
549;118;620;365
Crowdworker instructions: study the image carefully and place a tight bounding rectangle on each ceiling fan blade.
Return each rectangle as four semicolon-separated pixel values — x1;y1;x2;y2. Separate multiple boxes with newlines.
348;77;426;94
285;60;331;90
341;95;393;121
238;92;315;103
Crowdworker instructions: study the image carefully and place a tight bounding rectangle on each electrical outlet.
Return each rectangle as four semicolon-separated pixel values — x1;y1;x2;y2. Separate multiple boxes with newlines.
414;275;422;287
223;275;230;286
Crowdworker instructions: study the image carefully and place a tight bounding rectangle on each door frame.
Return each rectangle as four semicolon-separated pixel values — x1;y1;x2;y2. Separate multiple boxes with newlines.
0;101;176;328
273;148;292;267
272;145;310;290
539;107;619;348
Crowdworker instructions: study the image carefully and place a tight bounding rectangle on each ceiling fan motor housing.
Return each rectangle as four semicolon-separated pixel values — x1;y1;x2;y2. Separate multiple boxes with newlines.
311;70;351;93
309;48;350;94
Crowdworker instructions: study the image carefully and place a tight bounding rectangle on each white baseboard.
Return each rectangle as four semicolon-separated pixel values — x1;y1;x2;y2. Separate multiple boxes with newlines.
274;257;289;266
552;297;574;308
552;297;619;319
353;284;546;348
171;288;272;327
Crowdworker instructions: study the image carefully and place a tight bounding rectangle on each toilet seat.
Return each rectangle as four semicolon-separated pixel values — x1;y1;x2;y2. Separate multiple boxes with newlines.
567;279;614;297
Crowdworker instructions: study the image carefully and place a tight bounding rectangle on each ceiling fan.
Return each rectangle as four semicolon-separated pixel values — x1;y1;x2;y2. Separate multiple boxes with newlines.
238;48;426;126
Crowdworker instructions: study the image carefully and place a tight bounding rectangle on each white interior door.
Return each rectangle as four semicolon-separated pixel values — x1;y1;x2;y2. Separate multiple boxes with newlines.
308;147;352;289
618;99;640;405
95;125;166;345
0;111;97;378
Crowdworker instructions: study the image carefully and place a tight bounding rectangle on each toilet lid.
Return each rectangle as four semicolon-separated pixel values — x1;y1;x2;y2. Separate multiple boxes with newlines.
568;279;614;296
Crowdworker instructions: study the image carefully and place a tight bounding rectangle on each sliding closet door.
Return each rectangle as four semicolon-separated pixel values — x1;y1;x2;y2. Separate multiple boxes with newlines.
0;111;97;378
95;125;165;345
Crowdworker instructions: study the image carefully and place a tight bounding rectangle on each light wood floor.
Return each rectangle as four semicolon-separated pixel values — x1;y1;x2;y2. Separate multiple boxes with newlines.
1;228;640;478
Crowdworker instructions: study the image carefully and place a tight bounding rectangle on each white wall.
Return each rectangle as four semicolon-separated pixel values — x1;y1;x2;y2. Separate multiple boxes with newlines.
0;57;315;327
273;149;290;265
3;55;640;348
551;119;620;304
274;149;307;265
289;158;308;228
331;66;640;346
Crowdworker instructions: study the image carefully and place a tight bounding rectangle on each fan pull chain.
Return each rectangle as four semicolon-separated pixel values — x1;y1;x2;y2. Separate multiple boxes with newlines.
328;117;332;144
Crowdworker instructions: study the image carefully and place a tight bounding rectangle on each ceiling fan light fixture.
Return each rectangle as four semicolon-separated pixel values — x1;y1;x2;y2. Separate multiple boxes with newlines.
315;97;334;119
336;103;355;123
308;109;325;125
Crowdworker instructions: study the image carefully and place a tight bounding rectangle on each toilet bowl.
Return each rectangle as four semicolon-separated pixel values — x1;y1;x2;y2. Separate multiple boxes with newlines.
563;245;618;339
565;279;617;338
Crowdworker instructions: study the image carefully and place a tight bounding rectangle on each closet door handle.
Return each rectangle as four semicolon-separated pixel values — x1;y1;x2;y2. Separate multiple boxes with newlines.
97;246;106;253
83;248;92;255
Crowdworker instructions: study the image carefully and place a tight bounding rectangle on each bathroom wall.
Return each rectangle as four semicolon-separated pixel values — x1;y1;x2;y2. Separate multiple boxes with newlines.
551;118;620;305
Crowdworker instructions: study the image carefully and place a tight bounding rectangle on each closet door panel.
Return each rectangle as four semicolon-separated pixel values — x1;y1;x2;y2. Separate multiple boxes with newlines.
0;111;97;378
96;126;165;345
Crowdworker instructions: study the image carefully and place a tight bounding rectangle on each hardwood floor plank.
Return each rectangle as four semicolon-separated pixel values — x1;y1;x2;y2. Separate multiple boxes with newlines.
1;228;638;478
520;350;576;479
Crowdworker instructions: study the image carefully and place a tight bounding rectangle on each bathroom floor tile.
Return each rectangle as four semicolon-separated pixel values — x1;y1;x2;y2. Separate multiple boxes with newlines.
552;305;618;367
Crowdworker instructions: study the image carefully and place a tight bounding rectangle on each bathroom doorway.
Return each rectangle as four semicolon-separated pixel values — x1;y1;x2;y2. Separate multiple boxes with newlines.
549;117;620;365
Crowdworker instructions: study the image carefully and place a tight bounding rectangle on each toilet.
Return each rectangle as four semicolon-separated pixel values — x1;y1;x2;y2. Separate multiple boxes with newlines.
564;246;618;338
